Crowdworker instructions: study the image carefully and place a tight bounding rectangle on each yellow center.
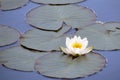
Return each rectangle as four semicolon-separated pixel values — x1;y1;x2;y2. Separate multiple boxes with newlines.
72;42;82;49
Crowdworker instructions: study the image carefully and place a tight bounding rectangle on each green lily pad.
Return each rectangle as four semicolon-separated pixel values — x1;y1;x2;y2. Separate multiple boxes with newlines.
0;46;47;71
26;5;96;31
0;60;7;64
0;25;20;47
0;0;29;10
31;0;86;4
75;22;120;50
20;25;72;51
35;52;106;79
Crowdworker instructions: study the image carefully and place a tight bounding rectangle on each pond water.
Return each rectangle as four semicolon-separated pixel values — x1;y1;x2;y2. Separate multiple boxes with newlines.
0;0;120;80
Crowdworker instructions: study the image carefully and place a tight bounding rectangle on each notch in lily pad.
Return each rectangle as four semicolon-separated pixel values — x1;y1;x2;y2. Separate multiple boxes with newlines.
20;25;72;51
35;35;106;79
35;52;106;79
26;5;96;31
75;22;120;50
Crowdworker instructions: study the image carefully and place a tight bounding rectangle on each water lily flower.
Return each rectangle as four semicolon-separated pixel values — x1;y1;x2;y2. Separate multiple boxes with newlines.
60;36;93;56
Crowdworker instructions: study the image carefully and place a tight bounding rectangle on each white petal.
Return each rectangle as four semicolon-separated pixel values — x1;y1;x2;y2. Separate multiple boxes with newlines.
81;37;88;49
85;46;94;53
73;48;82;54
82;37;88;41
82;37;88;44
79;46;93;55
60;47;74;55
74;36;78;41
78;36;82;40
64;35;92;56
66;37;71;48
67;38;75;49
74;36;82;42
66;48;73;54
60;47;68;54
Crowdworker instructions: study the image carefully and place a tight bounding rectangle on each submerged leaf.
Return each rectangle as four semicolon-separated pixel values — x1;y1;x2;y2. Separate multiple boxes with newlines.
35;52;106;79
0;0;29;10
31;0;86;4
75;22;120;50
0;46;47;71
0;25;20;47
26;5;96;30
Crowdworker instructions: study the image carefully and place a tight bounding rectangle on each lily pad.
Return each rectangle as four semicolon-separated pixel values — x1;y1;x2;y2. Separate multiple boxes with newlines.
35;52;106;79
0;46;47;71
0;60;7;64
75;22;120;50
0;25;20;47
31;0;86;4
20;25;72;51
0;0;29;10
26;5;96;31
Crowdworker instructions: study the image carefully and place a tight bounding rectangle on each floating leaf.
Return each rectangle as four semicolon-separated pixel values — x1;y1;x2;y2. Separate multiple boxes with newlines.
0;46;47;71
75;22;120;50
35;52;106;79
0;25;20;47
0;0;29;10
26;5;96;31
31;0;86;4
0;60;7;64
20;26;72;51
